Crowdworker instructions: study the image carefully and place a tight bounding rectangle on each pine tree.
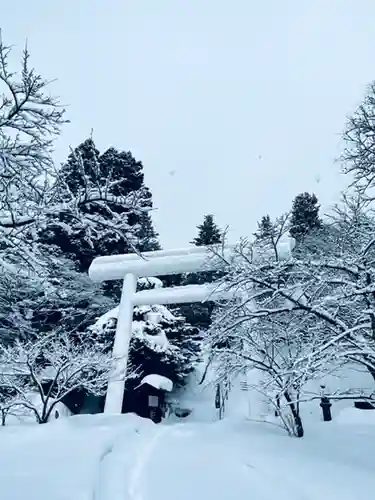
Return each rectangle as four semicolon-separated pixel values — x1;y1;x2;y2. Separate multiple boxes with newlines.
185;213;223;286
38;139;153;271
178;214;224;330
253;212;290;262
160;214;222;289
191;214;222;246
136;212;161;252
254;214;273;241
290;192;322;242
60;138;101;195
99;147;145;196
0;36;197;419
59;140;147;199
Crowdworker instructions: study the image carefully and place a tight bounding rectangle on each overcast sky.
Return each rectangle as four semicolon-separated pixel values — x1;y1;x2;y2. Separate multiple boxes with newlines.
2;1;375;248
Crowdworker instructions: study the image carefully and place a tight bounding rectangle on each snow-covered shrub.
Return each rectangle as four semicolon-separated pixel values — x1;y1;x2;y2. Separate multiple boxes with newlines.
89;277;200;398
0;332;113;424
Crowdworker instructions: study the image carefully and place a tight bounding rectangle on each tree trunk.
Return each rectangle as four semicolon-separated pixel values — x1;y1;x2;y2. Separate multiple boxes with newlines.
283;390;304;438
199;356;213;385
39;411;49;424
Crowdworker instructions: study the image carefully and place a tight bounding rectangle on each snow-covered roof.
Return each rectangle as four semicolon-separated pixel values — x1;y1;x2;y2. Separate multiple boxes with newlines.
140;374;173;392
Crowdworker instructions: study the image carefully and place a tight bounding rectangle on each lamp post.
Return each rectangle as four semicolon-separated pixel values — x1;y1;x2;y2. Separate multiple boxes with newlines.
320;385;332;422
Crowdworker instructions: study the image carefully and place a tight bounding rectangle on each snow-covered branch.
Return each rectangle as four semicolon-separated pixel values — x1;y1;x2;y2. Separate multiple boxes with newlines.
0;32;67;224
207;201;375;436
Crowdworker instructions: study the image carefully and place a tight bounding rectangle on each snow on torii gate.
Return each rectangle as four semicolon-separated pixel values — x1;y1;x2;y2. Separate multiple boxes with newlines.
89;245;235;414
89;240;294;414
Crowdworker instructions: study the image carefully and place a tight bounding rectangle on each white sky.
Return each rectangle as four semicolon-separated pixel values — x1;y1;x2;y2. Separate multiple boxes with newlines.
2;1;375;248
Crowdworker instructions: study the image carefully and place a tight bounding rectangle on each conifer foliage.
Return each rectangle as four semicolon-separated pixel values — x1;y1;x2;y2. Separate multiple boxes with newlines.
191;214;222;247
37;139;154;271
254;214;274;241
289;192;322;242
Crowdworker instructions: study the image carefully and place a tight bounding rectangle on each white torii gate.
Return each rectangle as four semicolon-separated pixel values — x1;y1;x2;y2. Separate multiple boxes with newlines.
89;245;235;414
88;240;294;414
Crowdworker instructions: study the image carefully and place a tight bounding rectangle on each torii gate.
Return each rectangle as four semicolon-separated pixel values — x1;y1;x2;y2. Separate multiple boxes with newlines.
89;245;234;414
88;240;293;414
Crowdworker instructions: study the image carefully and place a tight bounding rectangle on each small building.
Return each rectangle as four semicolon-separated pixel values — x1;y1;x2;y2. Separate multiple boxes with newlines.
132;374;173;423
42;374;174;422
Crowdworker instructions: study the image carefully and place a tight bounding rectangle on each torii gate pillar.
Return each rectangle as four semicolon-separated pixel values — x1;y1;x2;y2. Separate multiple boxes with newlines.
104;273;137;414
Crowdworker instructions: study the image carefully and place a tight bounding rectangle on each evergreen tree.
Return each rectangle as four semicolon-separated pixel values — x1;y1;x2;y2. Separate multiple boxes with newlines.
99;147;146;197
38;139;154;271
160;214;222;289
253;212;290;262
136;212;161;252
60;138;101;195
191;214;222;246
290;192;322;242
254;214;273;241
0;36;198;420
185;213;223;286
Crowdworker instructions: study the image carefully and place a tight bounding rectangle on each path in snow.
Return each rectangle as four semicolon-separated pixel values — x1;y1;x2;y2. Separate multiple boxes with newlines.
133;422;304;500
128;425;170;500
125;420;375;500
142;423;282;500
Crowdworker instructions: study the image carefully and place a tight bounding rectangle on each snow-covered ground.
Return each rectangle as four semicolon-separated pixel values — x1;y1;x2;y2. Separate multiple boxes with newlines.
0;365;374;500
0;409;374;500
